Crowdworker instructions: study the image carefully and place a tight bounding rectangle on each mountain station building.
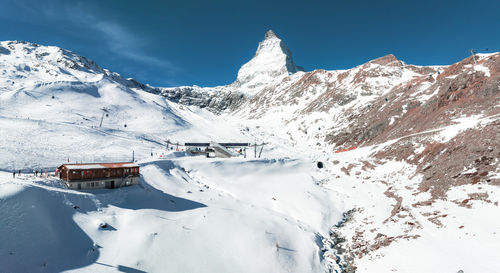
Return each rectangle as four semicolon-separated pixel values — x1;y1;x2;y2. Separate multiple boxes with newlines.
56;162;140;190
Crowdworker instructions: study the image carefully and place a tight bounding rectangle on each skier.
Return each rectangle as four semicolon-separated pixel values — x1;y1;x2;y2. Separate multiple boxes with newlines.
12;171;15;178
18;170;21;175
35;170;38;177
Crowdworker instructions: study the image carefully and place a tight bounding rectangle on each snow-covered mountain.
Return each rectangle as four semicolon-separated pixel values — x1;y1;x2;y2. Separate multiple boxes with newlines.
158;30;305;111
159;31;500;271
1;31;499;273
0;39;340;273
231;30;304;94
224;48;500;271
0;40;245;171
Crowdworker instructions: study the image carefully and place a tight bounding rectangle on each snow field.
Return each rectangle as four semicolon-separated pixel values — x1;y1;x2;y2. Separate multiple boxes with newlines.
1;155;344;273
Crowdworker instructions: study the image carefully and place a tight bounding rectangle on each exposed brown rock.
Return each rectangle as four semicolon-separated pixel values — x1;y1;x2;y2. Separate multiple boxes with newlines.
368;54;400;66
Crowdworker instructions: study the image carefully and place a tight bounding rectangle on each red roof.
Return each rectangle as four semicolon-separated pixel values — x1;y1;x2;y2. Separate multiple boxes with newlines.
59;162;139;170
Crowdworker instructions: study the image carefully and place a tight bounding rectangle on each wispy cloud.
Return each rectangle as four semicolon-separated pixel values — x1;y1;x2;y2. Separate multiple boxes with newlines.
63;5;179;74
1;0;180;85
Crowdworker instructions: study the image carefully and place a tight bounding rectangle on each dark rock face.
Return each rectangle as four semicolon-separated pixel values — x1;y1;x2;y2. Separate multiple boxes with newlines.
0;45;10;55
159;86;246;113
265;29;278;39
356;120;390;142
327;53;500;150
369;54;400;66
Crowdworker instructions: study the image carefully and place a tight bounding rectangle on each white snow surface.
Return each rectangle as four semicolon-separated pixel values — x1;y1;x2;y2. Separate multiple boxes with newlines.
63;163;139;170
0;157;341;273
474;64;491;77
0;40;246;171
0;40;340;273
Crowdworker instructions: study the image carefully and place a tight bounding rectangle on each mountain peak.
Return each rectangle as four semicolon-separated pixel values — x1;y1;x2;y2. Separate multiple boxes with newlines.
233;30;303;94
264;30;278;40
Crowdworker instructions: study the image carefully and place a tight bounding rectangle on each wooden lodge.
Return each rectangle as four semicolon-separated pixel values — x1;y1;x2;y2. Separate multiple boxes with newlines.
56;162;140;190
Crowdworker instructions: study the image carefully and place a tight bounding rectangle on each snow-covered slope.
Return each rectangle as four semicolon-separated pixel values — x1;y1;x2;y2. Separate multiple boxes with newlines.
0;40;245;171
1;157;343;273
0;39;343;273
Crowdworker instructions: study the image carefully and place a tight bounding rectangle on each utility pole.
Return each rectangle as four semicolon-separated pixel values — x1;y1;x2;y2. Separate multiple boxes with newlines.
132;150;135;162
99;107;109;127
99;111;105;127
470;49;477;65
254;143;257;158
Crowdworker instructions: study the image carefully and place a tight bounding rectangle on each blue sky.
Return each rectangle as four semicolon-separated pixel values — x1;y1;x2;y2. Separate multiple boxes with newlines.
1;0;499;87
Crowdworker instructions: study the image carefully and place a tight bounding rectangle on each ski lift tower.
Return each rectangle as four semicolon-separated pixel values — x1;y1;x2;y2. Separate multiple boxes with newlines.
99;107;109;128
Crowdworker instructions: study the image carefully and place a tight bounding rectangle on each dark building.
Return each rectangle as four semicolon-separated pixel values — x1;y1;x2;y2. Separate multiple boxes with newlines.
56;162;140;190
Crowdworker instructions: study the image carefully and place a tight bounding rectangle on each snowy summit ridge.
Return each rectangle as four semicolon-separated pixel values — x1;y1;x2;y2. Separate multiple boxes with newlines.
232;30;304;94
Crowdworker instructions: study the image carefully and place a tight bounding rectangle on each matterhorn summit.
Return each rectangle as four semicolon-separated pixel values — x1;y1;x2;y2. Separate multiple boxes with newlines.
232;30;304;94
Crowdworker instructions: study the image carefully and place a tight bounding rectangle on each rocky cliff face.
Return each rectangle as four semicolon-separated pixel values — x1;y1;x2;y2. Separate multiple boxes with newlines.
159;85;245;112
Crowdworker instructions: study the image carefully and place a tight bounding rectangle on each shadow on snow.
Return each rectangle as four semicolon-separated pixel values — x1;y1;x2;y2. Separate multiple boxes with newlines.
0;186;98;273
0;160;205;272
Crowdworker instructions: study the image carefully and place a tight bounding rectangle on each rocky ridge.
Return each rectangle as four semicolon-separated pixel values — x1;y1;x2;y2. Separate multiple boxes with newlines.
0;40;160;95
